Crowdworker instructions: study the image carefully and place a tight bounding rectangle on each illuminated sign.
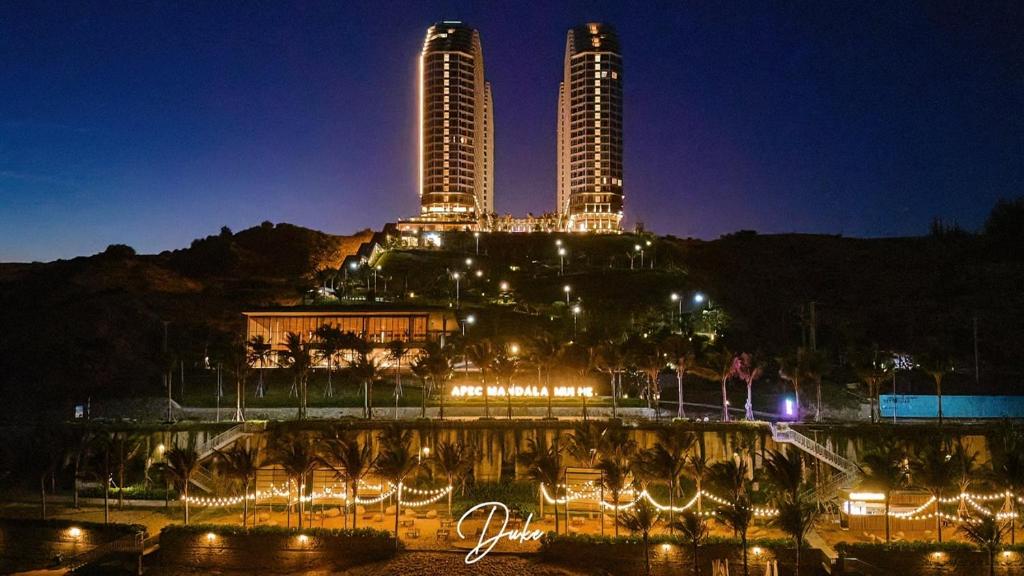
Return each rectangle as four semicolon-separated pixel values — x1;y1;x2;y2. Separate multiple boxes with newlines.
457;502;544;564
450;385;594;398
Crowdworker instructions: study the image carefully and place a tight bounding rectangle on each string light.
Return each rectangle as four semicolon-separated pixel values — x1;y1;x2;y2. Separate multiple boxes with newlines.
539;485;778;517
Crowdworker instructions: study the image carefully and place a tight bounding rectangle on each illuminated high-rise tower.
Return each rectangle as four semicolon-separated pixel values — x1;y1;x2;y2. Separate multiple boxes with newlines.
557;23;623;232
418;21;493;229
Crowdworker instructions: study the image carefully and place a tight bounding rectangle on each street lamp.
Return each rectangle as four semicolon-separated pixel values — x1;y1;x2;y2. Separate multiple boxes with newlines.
634;244;644;269
475;269;483;278
452;272;461;308
563;284;572;303
557;247;567;275
671;293;680;329
571;304;582;340
473;231;480;255
499;281;509;292
462;314;475;336
510;343;520;356
465;257;473;267
694;292;706;305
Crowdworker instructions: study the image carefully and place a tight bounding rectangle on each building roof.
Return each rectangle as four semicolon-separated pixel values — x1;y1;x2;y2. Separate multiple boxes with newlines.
570;22;620;55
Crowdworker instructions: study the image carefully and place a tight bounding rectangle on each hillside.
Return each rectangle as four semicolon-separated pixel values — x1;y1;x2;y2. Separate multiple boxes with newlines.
2;211;1023;417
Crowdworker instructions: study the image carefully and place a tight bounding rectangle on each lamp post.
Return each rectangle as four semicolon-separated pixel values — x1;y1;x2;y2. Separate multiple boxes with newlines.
462;314;475;336
571;305;581;340
452;272;461;309
557;247;566;276
634;244;644;269
670;293;680;330
474;231;480;255
563;284;572;303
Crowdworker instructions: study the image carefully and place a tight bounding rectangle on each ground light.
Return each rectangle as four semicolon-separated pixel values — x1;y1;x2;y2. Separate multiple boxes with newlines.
68;527;82;539
206;532;217;543
297;534;309;545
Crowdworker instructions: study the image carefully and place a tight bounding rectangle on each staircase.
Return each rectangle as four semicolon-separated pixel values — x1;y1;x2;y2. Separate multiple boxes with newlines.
65;532;144;573
770;422;861;502
190;422;264;492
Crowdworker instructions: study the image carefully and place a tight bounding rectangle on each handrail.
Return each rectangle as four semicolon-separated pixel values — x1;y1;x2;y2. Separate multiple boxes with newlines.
65;532;144;572
770;423;859;475
196;422;261;459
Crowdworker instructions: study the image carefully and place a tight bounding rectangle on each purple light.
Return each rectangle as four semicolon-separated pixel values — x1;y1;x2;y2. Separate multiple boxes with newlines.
783;398;795;419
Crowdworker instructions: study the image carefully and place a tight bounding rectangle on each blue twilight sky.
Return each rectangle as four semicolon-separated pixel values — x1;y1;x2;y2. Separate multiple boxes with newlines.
1;1;1021;262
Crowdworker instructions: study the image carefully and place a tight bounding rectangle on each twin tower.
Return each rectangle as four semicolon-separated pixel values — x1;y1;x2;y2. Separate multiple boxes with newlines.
406;21;623;234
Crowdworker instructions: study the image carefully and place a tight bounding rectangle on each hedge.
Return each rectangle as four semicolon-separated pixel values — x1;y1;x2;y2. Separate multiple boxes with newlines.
160;523;395;540
0;517;146;535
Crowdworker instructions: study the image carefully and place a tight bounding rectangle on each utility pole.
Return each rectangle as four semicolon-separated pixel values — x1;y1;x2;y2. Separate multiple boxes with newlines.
162;320;172;422
809;302;817;351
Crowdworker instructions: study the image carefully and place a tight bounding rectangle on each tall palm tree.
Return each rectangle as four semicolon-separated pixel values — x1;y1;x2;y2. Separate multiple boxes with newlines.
433;440;473;516
595;340;626;419
639;426;694;530
279;332;313;419
315;324;344;398
215;445;261;527
387;339;408;417
763;449;804;504
518;437;563;534
778;348;829;422
660;333;706;419
716;495;754;576
919;352;954;425
670;511;709;576
596;439;636;536
163;446;200;525
411;356;432;419
617;500;660;576
692;348;740;422
349;348;381;419
420;341;453;419
991;432;1024;543
687;438;710;513
737;352;763;421
529;332;563;419
912;442;955;542
861;441;909;544
852;346;889;424
568;421;605;468
465;339;496;418
247;335;273;398
375;425;418;549
950;439;979;517
225;335;250;421
771;496;818;576
111;432;144;510
321;430;376;529
491;347;520;420
959;515;1007;576
271;435;319;529
709;458;748;504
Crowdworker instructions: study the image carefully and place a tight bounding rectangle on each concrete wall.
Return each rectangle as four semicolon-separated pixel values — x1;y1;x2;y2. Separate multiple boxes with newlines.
0;519;141;573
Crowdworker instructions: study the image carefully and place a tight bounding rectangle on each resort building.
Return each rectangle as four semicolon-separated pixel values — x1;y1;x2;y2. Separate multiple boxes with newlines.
557;23;624;233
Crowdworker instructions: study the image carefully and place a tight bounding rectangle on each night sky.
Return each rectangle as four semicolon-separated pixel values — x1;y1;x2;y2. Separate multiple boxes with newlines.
2;2;1021;262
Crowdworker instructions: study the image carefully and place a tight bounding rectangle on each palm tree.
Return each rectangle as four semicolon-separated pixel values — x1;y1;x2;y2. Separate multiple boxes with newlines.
271;435;318;529
247;335;273;398
321;430;376;529
225;335;250;421
163;446;200;525
491;347;520;420
315;324;344;398
950;439;978;517
466;339;496;418
737;352;763;421
375;425;418;549
596;443;635;536
216;445;260;527
518;437;563;534
568;421;605;467
709;458;748;504
420;341;453;419
670;511;709;576
771;496;818;576
111;432;144;510
912;442;955;542
529;333;562;419
919;352;954;425
860;441;909;544
433;440;473;516
411;356;432;419
639;426;694;530
387;339;408;417
763;449;804;504
687;438;710;513
959;515;1007;576
595;340;626;419
991;433;1024;543
617;500;660;576
852;346;889;423
778;348;829;422
349;348;381;419
692;347;740;422
279;332;313;420
716;496;754;576
660;334;706;419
